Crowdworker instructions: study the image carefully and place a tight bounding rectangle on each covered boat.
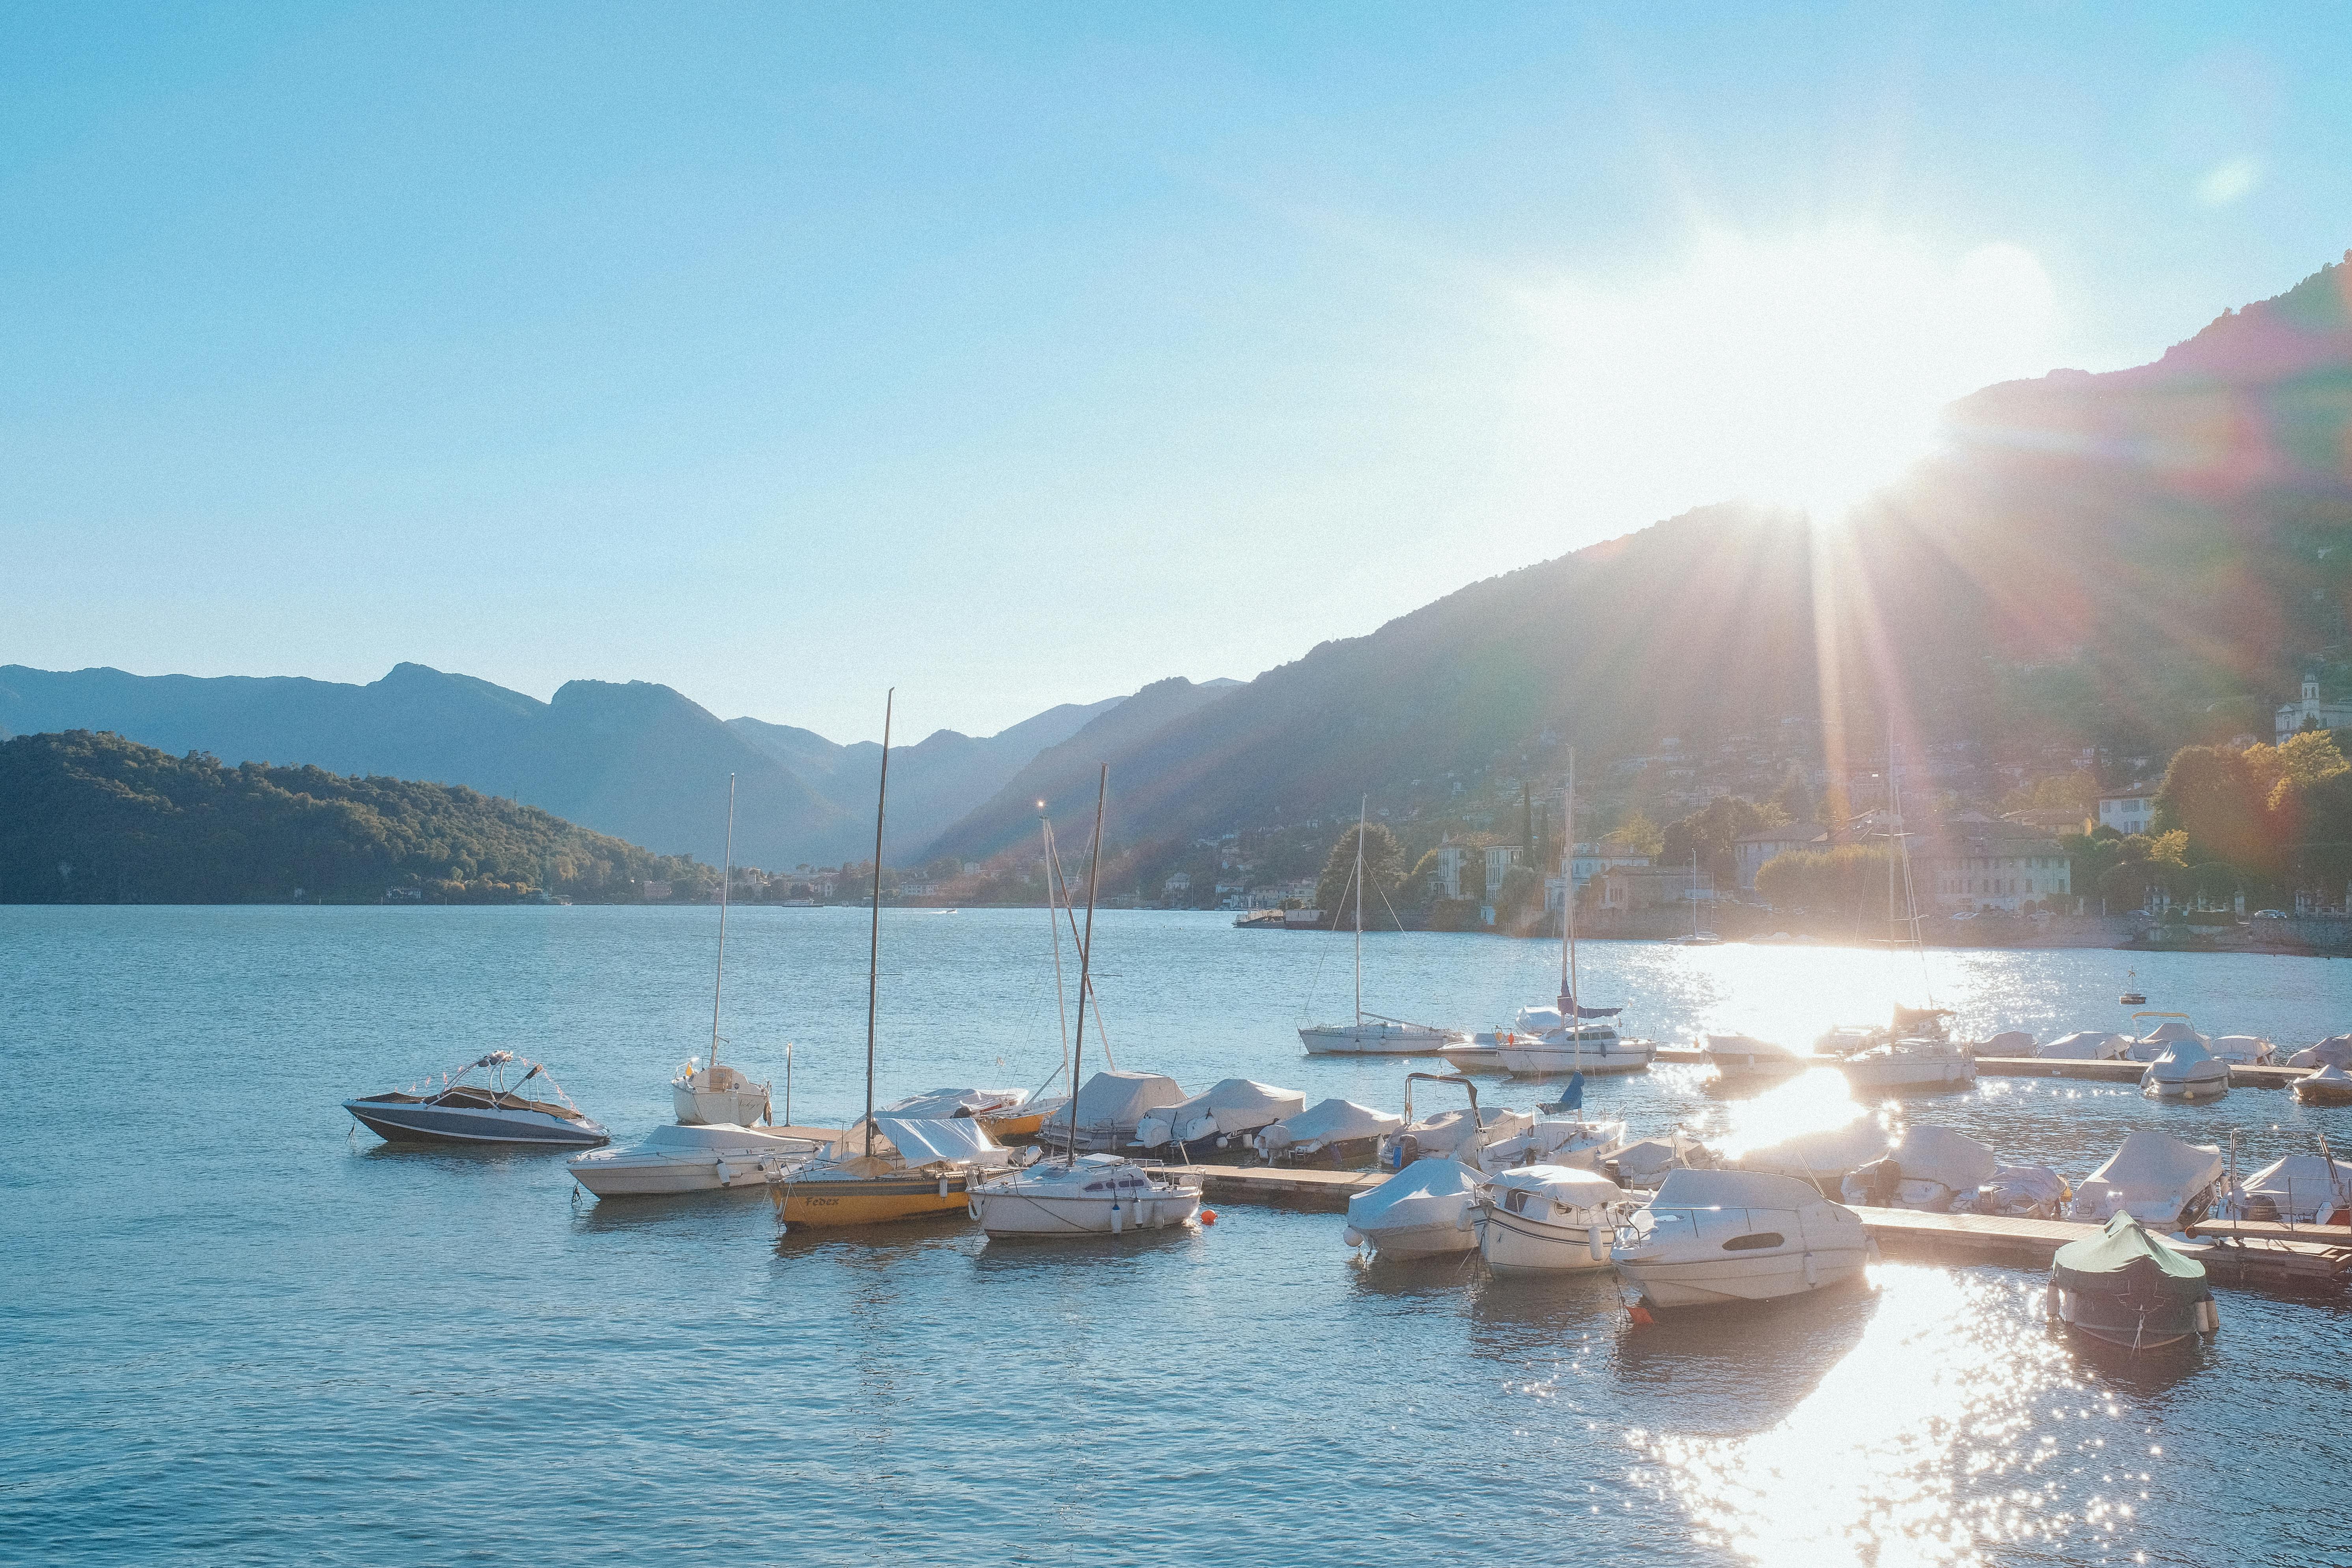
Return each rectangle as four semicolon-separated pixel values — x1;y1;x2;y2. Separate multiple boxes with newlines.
967;1153;1201;1237
1734;1118;1893;1187
2285;1035;2352;1070
2295;1062;2352;1106
1136;1079;1305;1151
2036;1031;2132;1061
1602;1133;1712;1190
1474;1116;1628;1174
2140;1035;2230;1101
1472;1165;1629;1273
2125;1017;2203;1062
1046;1069;1186;1154
1611;1167;1871;1307
2068;1130;2225;1227
2223;1153;2352;1224
2208;1035;2275;1066
1839;1124;1997;1212
569;1122;821;1197
769;1114;1012;1228
344;1052;608;1147
879;1086;1029;1120
1973;1165;2070;1219
1343;1157;1484;1260
1981;1030;2035;1056
1257;1098;1405;1166
2048;1212;2218;1351
1701;1033;1814;1076
1838;1036;1976;1092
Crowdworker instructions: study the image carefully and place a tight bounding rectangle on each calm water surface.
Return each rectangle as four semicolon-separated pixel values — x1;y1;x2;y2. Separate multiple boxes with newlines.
4;906;2347;1566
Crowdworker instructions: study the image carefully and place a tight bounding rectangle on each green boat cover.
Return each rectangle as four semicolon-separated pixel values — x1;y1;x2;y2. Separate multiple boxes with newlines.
2052;1211;2208;1299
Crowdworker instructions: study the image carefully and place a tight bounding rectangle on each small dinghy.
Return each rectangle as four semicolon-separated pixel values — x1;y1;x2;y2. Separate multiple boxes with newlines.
1611;1167;1871;1308
2295;1062;2352;1107
1343;1157;1484;1260
2048;1212;2218;1351
2141;1034;2230;1101
2068;1130;2225;1227
1256;1098;1404;1168
344;1052;608;1147
1472;1165;1629;1273
569;1122;821;1197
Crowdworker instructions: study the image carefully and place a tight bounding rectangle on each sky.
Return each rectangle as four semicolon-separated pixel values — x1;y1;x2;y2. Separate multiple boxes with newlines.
5;4;2350;744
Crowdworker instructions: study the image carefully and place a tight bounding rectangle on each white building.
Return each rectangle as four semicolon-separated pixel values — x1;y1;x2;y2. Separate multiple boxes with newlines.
2096;794;2155;835
1923;819;2072;912
1732;822;1827;891
1567;841;1652;889
1434;843;1469;899
1483;845;1523;891
2276;672;2352;741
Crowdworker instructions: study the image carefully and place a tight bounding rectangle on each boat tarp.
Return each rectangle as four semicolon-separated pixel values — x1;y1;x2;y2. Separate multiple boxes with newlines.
1608;1135;1706;1181
1889;1125;1999;1192
1264;1098;1403;1149
2038;1031;2131;1060
878;1087;1024;1119
871;1116;1011;1168
1485;1164;1624;1208
1650;1167;1828;1213
1071;1070;1184;1129
1983;1030;2035;1055
1735;1119;1893;1180
1702;1033;1805;1060
1978;1165;2068;1211
2239;1153;2350;1217
2128;1020;2205;1060
2142;1036;2225;1080
1347;1157;1480;1228
1514;1006;1566;1033
2286;1036;2352;1069
1164;1079;1306;1139
2070;1130;2223;1223
2052;1212;2207;1298
2208;1035;2272;1064
2303;1062;2352;1089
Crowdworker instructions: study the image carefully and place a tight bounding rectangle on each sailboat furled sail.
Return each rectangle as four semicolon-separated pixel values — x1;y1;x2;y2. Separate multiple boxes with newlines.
672;773;777;1127
1296;798;1465;1056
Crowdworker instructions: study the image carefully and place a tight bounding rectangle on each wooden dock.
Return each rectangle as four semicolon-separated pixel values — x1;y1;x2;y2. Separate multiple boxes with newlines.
1161;1164;1382;1211
1636;1047;2308;1089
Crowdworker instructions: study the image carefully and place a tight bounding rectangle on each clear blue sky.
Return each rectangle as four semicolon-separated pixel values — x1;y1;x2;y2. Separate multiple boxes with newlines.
6;3;2348;742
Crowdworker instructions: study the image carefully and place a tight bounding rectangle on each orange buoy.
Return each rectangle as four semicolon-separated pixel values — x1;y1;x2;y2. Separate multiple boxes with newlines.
1199;1208;1218;1225
1628;1304;1655;1326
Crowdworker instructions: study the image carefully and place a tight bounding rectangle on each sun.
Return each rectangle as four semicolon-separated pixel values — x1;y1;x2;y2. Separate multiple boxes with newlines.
1515;225;2061;523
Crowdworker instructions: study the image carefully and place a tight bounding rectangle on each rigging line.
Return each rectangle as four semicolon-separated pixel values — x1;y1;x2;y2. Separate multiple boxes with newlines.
1042;814;1071;1097
1044;820;1119;1069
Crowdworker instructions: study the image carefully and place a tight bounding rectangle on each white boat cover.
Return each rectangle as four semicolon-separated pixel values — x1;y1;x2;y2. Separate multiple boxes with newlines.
1485;1164;1625;1209
2234;1154;2351;1221
1071;1070;1185;1131
1607;1134;1708;1184
2286;1035;2352;1069
1735;1118;1892;1181
1476;1115;1623;1171
1982;1030;2034;1056
1650;1166;1828;1212
1261;1098;1404;1152
1703;1032;1808;1062
1889;1125;1999;1192
2069;1129;2224;1224
2208;1035;2274;1065
878;1086;1025;1119
2128;1020;2205;1061
1155;1078;1307;1143
2302;1062;2352;1092
2037;1031;2132;1060
1405;1106;1535;1159
1975;1165;2068;1215
865;1115;1012;1168
2142;1035;2228;1084
1346;1157;1482;1232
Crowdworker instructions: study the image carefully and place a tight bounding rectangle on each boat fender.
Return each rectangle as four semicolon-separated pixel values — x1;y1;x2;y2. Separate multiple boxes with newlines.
1803;1251;1818;1287
967;1196;982;1222
1110;1200;1123;1235
938;1176;950;1198
1455;1205;1474;1232
2195;1298;2220;1334
715;1158;730;1186
2044;1282;2061;1320
1588;1224;1609;1263
1341;1226;1364;1247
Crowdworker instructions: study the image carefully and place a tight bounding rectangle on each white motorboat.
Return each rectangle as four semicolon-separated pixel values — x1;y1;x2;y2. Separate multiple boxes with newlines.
2141;1034;2230;1101
1474;1116;1629;1174
2124;1015;2204;1062
968;1153;1201;1237
569;1121;820;1197
1342;1157;1485;1260
2286;1035;2352;1070
1839;1036;1977;1092
2296;1062;2352;1106
1298;798;1464;1055
1256;1098;1405;1166
2208;1034;2276;1066
1377;1072;1529;1169
1497;1025;1657;1077
672;1058;772;1127
2221;1150;2351;1225
1437;1037;1507;1071
1473;1165;1631;1273
344;1052;609;1147
1972;1164;2070;1219
2069;1129;2226;1227
1136;1078;1305;1154
1611;1167;1872;1308
1701;1033;1815;1077
1601;1133;1713;1191
1838;1124;1997;1212
2036;1030;2133;1061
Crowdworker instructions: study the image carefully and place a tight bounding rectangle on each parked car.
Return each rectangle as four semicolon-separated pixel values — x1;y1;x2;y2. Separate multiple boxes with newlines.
2252;909;2290;920
1949;911;1978;922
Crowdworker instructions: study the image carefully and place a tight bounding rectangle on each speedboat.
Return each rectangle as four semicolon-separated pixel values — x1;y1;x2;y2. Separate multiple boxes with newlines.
568;1122;821;1197
344;1052;608;1147
2048;1213;2218;1351
1611;1167;1872;1308
768;1114;1011;1229
2295;1062;2352;1106
1700;1033;1814;1078
1972;1165;2071;1219
1472;1165;1630;1273
2221;1152;2352;1224
1378;1072;1530;1169
672;1057;772;1127
1255;1098;1405;1168
2068;1130;2226;1228
2140;1035;2230;1101
1135;1078;1305;1156
1342;1157;1484;1260
968;1153;1201;1237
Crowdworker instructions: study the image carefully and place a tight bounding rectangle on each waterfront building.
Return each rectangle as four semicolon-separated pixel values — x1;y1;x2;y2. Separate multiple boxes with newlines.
1920;817;2072;912
1732;822;1827;890
2096;792;2156;835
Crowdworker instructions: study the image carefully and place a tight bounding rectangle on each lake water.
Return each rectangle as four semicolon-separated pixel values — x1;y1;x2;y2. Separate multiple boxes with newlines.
4;906;2346;1566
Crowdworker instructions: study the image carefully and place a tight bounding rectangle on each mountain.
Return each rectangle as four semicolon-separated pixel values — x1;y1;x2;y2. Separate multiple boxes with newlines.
1;729;704;903
728;694;1124;858
923;255;2352;861
0;662;855;869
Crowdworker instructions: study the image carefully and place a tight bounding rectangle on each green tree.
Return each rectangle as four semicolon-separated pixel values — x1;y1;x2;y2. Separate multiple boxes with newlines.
1661;796;1782;891
1603;809;1664;857
1313;821;1407;924
1754;844;1887;912
2152;746;2272;870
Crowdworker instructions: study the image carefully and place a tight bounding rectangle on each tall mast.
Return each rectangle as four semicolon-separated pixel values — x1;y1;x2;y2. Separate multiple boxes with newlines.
863;691;893;1159
1042;809;1070;1095
1058;766;1108;1165
1561;752;1577;1015
710;772;735;1070
1354;795;1366;1026
1887;720;1900;942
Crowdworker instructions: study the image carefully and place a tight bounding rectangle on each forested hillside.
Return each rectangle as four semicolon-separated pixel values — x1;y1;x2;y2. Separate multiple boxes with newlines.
0;730;706;903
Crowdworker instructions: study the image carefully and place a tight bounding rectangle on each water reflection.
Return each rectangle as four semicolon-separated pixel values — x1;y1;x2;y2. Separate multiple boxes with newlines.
1639;1264;2155;1567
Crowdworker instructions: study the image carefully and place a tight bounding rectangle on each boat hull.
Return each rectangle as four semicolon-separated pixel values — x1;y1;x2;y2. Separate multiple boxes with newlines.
2295;1081;2352;1106
673;1083;770;1127
2142;1069;2229;1101
970;1185;1201;1237
772;1173;977;1227
1299;1024;1461;1056
1496;1043;1654;1077
569;1157;784;1196
344;1098;608;1147
975;1108;1054;1142
1358;1219;1476;1260
1614;1244;1868;1306
1838;1057;1978;1091
2054;1286;2216;1351
1474;1206;1612;1273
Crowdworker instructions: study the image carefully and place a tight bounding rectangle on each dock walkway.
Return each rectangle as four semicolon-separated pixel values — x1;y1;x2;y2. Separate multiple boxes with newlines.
1644;1046;2306;1088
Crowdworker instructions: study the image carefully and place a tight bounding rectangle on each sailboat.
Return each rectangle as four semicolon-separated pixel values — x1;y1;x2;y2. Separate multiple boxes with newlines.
1670;851;1723;944
1493;757;1655;1080
770;691;1011;1229
975;810;1090;1144
1297;798;1465;1056
970;766;1202;1237
1837;731;1977;1093
671;775;776;1127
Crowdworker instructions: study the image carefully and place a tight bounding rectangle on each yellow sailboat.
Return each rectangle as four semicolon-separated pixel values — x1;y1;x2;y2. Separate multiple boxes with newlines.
770;689;1007;1230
